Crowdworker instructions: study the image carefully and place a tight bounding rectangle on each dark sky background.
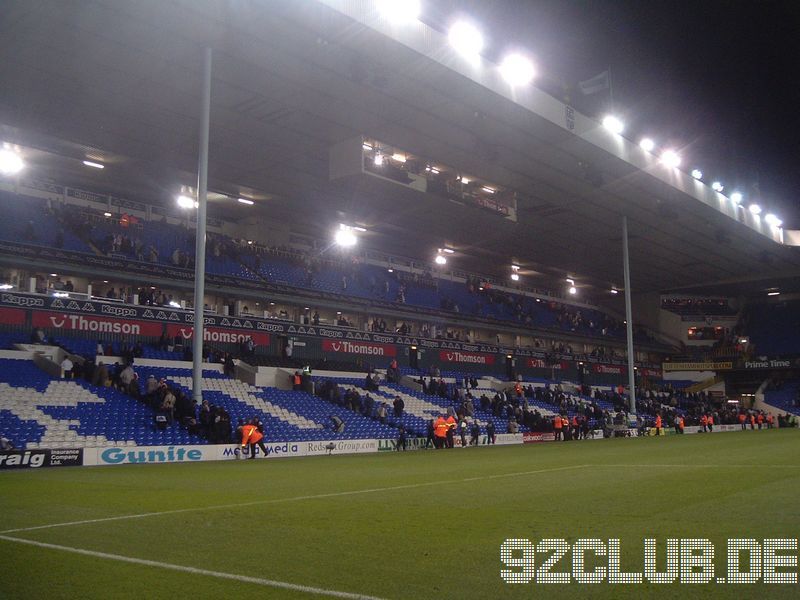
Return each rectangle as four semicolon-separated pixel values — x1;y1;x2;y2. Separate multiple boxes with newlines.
423;0;800;227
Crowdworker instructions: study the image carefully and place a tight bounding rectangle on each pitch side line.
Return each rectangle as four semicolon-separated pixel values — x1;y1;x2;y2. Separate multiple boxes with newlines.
0;534;386;600
0;464;589;535
589;464;800;469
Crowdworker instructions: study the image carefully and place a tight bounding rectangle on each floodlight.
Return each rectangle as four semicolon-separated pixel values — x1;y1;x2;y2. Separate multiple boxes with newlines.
334;225;357;247
691;169;702;180
176;195;196;209
82;160;105;169
711;181;724;192
374;154;384;166
391;153;406;163
660;150;681;168
435;254;447;265
610;288;618;294
748;204;762;215
767;291;780;296
448;21;484;60
602;115;624;135
639;138;655;152
482;186;495;194
499;54;535;87
375;0;420;24
103;212;112;217
441;247;455;254
237;198;254;205
730;192;743;204
765;214;783;227
0;148;24;175
568;286;577;295
510;273;519;281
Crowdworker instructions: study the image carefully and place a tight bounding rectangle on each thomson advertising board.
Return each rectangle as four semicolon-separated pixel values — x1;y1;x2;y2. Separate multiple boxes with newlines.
166;324;269;346
32;311;162;337
321;339;397;358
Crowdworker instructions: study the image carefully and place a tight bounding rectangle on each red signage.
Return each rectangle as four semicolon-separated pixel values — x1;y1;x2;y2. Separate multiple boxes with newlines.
526;358;567;370
322;339;396;357
592;364;625;375
639;368;663;378
438;350;495;365
32;311;162;337
0;307;25;326
166;324;269;346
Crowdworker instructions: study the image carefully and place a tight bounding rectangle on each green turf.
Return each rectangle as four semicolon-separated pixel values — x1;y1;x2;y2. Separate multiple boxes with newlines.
1;431;799;599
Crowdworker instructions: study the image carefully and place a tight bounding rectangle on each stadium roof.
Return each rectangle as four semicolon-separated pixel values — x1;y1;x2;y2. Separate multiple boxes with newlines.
2;0;800;298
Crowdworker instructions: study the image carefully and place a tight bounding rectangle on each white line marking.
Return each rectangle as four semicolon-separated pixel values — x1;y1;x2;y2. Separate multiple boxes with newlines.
0;464;588;534
0;534;385;600
589;464;800;469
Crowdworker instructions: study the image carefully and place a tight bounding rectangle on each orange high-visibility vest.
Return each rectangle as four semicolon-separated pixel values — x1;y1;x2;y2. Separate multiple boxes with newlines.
757;414;764;424
655;416;662;428
739;413;746;423
293;374;301;385
553;416;563;429
707;415;714;425
241;424;256;446
700;415;708;426
434;417;449;437
446;416;456;430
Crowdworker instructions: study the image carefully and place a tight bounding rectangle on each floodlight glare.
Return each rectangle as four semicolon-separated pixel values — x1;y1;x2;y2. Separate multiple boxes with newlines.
334;225;357;248
660;150;681;168
568;286;577;295
237;198;254;205
448;21;484;60
691;169;703;180
711;181;724;192
510;273;520;281
82;160;105;169
602;115;624;135
730;192;743;204
434;254;447;265
375;0;420;24
0;148;24;175
176;195;196;209
499;54;535;87
639;138;655;152
374;154;384;166
610;288;618;294
765;213;783;227
749;204;762;215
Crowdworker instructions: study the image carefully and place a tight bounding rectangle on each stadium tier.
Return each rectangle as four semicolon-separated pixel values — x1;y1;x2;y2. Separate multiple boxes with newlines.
0;188;651;346
0;358;402;450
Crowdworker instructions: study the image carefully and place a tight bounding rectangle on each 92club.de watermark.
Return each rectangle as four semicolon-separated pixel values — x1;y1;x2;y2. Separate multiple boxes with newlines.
501;538;798;584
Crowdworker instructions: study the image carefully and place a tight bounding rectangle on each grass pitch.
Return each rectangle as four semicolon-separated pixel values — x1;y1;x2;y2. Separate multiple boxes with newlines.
1;431;799;599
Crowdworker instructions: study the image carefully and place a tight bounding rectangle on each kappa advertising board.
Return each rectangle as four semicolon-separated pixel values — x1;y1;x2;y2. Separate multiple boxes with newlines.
0;448;83;469
165;324;269;346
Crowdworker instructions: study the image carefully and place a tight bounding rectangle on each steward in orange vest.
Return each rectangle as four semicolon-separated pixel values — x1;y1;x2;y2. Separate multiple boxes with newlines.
433;416;448;449
553;414;563;441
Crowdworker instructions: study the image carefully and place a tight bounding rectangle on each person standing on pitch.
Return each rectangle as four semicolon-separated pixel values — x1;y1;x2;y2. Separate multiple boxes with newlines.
433;415;449;449
445;414;456;449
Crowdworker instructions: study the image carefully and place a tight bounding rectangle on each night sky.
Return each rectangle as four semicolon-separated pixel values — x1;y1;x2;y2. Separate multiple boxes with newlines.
425;0;800;227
